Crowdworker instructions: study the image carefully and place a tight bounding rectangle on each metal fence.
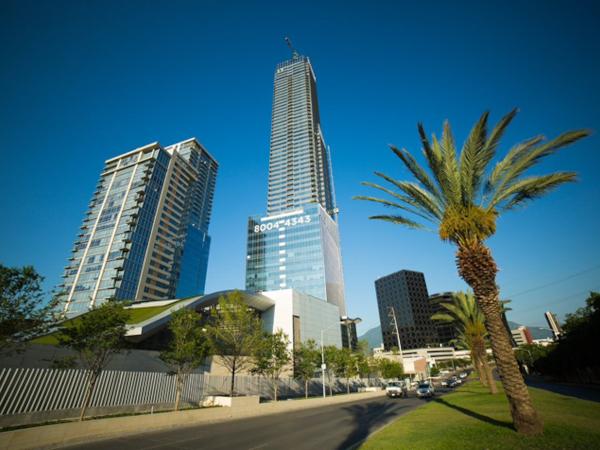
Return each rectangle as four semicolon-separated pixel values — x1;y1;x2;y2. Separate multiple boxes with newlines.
0;367;382;420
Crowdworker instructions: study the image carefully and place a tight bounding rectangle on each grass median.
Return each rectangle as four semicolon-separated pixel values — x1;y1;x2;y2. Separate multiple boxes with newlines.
360;381;600;449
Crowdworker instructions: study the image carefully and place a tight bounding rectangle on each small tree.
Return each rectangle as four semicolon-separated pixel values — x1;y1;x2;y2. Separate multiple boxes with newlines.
0;264;58;355
252;329;291;401
323;345;339;396
331;348;359;394
160;308;209;411
378;358;404;379
293;339;320;398
205;291;263;397
57;300;129;420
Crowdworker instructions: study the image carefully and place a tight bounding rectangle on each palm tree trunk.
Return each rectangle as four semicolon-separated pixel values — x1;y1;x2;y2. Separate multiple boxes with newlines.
457;242;542;435
481;355;498;394
305;379;309;399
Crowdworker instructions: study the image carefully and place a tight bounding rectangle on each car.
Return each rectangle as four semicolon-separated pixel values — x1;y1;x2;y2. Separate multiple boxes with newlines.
440;379;449;387
459;372;468;379
386;381;408;398
416;383;435;398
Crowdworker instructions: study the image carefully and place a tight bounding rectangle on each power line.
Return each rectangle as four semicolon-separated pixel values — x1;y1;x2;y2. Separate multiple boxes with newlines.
515;286;600;315
505;264;600;299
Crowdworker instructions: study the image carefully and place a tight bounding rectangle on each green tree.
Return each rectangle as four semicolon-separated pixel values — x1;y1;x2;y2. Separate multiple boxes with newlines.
252;329;291;401
160;308;209;411
562;292;600;335
378;358;404;379
57;300;130;420
323;345;339;396
293;339;320;398
0;264;58;355
430;366;440;377
514;343;552;372
204;291;263;397
331;347;358;394
432;291;497;393
355;110;589;434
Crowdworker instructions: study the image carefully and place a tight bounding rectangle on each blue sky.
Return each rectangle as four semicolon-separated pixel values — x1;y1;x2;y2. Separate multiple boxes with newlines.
1;0;599;334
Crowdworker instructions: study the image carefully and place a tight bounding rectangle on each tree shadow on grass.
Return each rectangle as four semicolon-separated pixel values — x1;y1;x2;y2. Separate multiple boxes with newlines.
336;401;405;450
433;398;514;431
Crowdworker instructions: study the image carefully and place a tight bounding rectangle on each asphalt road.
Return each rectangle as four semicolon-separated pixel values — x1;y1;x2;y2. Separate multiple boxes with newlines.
66;392;441;450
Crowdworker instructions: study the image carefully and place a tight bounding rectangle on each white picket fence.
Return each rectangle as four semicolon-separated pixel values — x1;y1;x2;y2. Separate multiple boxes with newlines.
0;367;380;419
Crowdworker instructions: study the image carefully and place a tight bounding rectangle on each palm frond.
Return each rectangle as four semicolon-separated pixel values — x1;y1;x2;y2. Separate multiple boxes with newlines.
484;136;545;198
459;111;489;205
431;312;455;323
353;195;433;222
491;172;577;211
441;121;461;205
368;215;425;230
389;145;444;203
486;129;589;209
418;123;444;180
358;182;439;221
374;172;444;220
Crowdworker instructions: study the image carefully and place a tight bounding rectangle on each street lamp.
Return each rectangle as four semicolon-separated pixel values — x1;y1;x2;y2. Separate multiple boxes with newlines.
320;317;362;399
340;316;362;351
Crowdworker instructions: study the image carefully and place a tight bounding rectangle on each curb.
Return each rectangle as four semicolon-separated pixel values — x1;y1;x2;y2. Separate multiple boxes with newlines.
0;391;385;450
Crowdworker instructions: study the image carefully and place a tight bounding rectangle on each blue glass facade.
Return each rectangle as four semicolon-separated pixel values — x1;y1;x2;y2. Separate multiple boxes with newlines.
246;204;345;315
58;139;217;318
245;52;346;316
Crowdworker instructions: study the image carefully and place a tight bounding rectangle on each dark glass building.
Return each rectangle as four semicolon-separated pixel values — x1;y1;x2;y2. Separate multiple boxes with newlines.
429;292;458;346
375;270;438;350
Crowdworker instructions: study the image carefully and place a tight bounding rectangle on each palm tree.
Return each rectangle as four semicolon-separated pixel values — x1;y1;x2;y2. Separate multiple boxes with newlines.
432;292;497;393
355;109;589;435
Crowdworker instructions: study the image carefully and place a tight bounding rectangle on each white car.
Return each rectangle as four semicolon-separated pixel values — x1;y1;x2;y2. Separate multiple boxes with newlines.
386;381;407;398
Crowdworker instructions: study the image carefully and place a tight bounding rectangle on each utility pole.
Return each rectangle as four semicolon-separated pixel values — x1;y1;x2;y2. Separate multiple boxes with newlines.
388;306;403;355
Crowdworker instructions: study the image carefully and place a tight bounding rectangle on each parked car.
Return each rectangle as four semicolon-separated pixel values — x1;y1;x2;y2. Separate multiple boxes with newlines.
386;381;408;398
416;383;435;398
440;379;449;387
459;372;468;379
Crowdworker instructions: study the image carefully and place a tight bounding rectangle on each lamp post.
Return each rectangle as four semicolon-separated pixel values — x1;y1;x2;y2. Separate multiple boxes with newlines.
320;317;362;399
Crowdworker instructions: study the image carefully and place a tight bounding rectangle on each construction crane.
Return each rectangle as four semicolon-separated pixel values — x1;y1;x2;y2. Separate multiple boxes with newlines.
284;36;299;58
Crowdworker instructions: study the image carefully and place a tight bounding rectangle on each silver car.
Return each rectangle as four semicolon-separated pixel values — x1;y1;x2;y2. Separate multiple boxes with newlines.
416;383;435;398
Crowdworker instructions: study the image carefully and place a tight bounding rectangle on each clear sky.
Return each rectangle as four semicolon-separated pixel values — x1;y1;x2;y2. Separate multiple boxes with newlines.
1;0;599;334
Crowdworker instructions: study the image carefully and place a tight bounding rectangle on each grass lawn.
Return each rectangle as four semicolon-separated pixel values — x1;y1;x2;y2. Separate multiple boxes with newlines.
361;381;600;450
31;300;184;345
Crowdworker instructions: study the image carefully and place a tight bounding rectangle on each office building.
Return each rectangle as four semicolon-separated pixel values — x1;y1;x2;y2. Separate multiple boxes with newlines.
545;311;563;340
58;138;218;317
429;292;458;346
245;50;346;317
375;270;438;350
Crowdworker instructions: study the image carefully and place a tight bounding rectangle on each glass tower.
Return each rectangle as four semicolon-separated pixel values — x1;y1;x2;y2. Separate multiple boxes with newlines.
58;138;218;318
246;52;346;316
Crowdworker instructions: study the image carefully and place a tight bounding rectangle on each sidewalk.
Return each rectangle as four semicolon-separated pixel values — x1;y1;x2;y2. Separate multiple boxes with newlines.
0;390;385;450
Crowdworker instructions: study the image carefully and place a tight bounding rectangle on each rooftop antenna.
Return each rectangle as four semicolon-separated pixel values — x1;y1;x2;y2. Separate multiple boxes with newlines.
284;36;299;59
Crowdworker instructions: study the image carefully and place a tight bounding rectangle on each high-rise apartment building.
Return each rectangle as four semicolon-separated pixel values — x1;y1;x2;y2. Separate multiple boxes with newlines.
58;138;217;317
375;270;438;350
245;51;346;316
544;311;563;340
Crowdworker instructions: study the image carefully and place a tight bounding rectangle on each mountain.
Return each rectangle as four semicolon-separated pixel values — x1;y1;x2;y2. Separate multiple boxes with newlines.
358;321;553;349
507;321;553;340
358;325;383;349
